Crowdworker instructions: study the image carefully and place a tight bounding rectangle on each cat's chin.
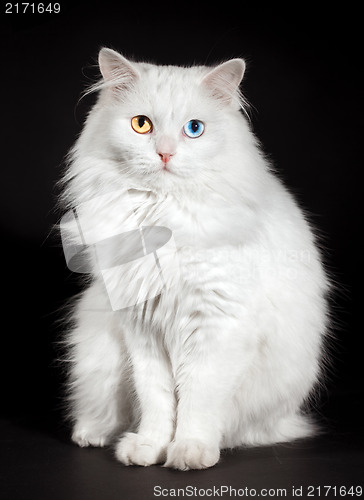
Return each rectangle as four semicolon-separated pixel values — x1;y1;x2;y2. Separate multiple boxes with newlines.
139;167;191;193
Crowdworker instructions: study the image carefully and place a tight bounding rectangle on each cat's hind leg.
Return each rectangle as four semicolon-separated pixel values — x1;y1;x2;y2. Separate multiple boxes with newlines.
66;282;131;447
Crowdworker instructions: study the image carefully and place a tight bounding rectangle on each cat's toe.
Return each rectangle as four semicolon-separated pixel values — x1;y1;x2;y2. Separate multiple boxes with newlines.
164;440;220;470
115;432;167;466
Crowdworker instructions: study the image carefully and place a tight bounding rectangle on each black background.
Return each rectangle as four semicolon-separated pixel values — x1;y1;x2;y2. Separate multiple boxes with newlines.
0;1;362;496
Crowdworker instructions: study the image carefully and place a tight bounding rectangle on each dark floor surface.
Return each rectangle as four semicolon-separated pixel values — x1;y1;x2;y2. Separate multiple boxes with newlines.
2;392;363;500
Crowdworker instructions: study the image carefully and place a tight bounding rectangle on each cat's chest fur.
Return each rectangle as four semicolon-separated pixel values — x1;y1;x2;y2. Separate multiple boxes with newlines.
127;186;252;250
118;189;256;357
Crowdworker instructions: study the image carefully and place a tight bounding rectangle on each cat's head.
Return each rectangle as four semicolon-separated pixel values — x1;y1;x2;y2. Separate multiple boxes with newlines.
81;48;248;192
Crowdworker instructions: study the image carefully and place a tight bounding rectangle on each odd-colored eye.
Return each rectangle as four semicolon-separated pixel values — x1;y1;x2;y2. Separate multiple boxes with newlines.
131;115;153;134
183;119;204;138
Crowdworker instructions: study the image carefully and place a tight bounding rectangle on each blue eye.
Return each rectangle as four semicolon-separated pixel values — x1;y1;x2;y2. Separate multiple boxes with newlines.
183;119;205;138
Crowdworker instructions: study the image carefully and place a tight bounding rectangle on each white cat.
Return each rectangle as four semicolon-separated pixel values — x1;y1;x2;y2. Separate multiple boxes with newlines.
60;48;329;470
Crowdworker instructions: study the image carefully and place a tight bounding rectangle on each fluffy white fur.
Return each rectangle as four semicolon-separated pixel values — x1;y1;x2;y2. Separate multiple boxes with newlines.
61;48;329;470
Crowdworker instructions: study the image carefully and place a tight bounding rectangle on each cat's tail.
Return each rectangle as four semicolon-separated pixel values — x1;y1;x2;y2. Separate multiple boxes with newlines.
228;412;319;449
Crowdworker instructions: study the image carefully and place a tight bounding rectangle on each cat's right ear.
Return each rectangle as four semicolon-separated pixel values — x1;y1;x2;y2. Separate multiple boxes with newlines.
98;48;139;93
202;59;246;107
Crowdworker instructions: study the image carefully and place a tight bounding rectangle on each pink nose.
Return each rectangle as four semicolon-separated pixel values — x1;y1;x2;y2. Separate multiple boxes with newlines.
159;152;174;164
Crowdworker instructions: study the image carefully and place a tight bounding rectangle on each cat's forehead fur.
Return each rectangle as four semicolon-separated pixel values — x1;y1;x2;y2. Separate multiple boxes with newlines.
116;62;211;124
97;49;246;118
137;62;206;90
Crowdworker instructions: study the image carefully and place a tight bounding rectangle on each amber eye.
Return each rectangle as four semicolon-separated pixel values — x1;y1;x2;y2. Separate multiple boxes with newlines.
131;115;153;134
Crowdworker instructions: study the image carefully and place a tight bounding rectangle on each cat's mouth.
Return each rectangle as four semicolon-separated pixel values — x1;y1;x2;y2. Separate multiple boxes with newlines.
160;162;175;174
146;160;179;176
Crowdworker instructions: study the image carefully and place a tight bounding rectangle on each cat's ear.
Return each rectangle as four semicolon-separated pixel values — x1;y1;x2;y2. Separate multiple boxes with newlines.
98;48;139;93
201;59;246;106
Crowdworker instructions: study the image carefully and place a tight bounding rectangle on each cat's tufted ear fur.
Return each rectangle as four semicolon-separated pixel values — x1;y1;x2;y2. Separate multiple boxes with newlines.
202;59;246;106
98;48;139;93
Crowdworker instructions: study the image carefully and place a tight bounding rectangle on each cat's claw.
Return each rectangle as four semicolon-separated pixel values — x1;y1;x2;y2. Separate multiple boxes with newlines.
115;432;167;466
164;440;220;470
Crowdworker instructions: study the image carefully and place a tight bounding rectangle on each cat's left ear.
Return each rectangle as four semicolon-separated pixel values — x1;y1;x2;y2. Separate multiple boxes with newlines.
201;59;246;106
98;48;139;93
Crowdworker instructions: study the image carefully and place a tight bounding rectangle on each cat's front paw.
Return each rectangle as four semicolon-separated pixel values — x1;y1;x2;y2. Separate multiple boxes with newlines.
115;432;167;466
72;426;109;448
164;439;220;470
